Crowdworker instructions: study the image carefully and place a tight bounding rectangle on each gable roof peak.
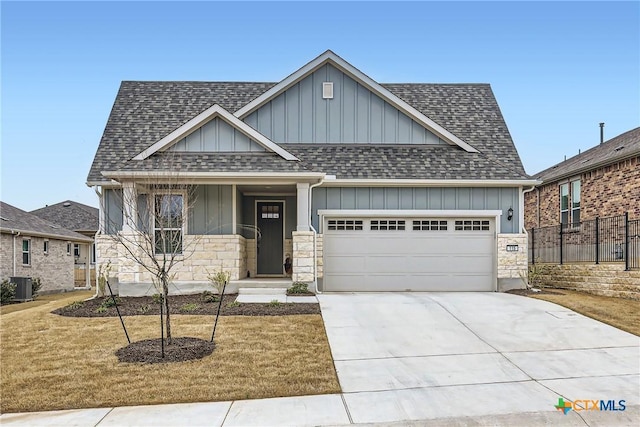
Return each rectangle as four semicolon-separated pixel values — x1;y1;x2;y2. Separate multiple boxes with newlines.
234;50;479;154
132;103;298;162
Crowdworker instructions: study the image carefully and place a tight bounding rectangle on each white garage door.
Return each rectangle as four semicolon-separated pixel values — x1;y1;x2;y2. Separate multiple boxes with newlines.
323;217;495;291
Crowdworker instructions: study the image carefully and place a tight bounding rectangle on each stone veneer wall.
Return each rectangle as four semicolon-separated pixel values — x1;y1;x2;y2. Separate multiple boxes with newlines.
245;238;292;278
292;231;314;284
0;233;75;293
537;263;640;300
316;234;323;278
96;233;246;296
496;234;528;291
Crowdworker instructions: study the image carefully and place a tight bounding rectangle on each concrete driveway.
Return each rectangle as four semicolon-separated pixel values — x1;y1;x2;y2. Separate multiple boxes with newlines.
318;292;640;425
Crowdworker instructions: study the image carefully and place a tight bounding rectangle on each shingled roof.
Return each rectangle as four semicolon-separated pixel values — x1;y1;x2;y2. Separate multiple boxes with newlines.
0;202;93;242
533;127;640;183
31;200;99;234
89;65;528;183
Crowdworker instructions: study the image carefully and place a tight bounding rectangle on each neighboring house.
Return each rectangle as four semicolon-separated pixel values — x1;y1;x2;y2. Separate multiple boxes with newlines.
31;200;99;287
0;201;94;293
88;50;537;296
524;127;640;229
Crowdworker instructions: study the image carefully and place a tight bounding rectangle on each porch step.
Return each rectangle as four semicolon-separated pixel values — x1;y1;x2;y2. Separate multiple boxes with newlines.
230;279;292;290
238;287;287;296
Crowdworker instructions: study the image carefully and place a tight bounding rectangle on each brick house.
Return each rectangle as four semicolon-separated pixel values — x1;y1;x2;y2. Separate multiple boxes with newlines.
525;127;640;229
31;200;99;287
523;127;640;299
1;201;94;293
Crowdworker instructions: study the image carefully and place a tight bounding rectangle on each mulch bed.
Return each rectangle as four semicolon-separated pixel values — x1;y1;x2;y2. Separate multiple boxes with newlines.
506;288;565;296
115;337;215;364
52;293;320;318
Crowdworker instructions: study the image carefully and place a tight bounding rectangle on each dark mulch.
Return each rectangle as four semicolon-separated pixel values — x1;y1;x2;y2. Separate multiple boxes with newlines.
506;288;565;296
115;337;215;364
52;293;320;318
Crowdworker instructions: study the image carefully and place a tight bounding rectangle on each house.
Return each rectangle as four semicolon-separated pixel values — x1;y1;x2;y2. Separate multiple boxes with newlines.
31;200;99;287
524;127;640;229
0;201;94;293
88;50;537;296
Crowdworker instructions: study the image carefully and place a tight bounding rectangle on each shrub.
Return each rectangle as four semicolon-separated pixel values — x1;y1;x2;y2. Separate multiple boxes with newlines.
268;299;281;307
207;270;230;295
100;296;121;309
180;303;200;312
151;293;164;305
95;306;107;314
288;282;309;294
226;301;240;308
65;300;84;310
138;305;151;314
31;277;43;299
201;290;219;303
1;280;16;304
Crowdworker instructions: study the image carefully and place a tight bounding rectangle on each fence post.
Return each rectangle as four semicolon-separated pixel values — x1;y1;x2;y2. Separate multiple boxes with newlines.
625;212;630;271
595;216;599;264
531;228;535;264
559;224;564;265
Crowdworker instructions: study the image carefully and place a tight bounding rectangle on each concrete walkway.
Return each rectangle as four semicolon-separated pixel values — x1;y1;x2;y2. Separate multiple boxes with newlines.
2;292;638;426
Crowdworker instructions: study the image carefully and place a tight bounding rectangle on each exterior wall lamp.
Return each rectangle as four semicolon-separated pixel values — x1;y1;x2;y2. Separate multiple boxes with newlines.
507;207;514;221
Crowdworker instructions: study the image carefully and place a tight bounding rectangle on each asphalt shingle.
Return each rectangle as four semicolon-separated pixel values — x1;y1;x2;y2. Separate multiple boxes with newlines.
31;201;99;234
1;202;93;242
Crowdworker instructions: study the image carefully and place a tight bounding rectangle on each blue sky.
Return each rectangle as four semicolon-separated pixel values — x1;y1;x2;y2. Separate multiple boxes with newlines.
2;1;639;211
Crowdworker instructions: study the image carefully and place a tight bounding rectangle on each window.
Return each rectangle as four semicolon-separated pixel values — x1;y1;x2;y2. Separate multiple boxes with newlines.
560;180;580;225
454;220;490;231
571;180;581;224
22;239;30;265
261;204;280;219
370;220;405;231
154;194;183;255
66;243;72;255
327;219;363;231
91;244;96;264
413;220;448;231
74;244;80;258
560;183;569;225
43;240;49;254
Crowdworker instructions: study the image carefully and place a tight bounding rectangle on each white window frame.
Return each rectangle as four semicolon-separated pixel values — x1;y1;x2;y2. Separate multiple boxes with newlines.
67;242;72;256
91;243;96;264
73;243;81;258
153;192;185;255
43;239;49;255
571;180;581;225
22;239;31;265
560;179;580;226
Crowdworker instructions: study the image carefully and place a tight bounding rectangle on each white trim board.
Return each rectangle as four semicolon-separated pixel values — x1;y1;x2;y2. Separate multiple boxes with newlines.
234;50;479;154
133;104;298;161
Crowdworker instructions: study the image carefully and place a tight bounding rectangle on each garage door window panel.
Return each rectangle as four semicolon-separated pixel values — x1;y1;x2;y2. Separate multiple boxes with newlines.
327;219;363;231
455;220;490;231
370;220;405;231
413;220;448;231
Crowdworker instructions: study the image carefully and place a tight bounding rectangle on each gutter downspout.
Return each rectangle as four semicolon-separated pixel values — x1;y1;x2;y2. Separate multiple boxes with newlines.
308;179;325;294
12;231;21;276
92;187;103;299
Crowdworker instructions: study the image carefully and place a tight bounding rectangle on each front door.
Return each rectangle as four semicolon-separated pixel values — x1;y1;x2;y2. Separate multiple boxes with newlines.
256;202;284;275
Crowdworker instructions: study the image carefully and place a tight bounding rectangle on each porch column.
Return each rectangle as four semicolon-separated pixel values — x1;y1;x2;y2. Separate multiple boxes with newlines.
122;182;137;232
296;183;310;231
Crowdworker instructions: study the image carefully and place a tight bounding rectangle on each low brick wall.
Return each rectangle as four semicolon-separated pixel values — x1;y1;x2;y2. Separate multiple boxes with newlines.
537;263;640;300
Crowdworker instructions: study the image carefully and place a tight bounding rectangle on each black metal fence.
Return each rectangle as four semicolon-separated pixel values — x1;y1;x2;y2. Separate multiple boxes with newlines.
528;213;639;270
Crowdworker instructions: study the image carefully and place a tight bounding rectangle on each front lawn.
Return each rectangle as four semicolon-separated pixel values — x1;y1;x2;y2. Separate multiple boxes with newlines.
0;293;340;413
529;289;640;336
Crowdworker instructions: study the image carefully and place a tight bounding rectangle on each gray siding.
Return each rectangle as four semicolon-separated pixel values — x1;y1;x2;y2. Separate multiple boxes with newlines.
169;117;266;152
189;185;234;234
241;196;296;239
245;64;447;145
312;187;520;233
104;189;123;234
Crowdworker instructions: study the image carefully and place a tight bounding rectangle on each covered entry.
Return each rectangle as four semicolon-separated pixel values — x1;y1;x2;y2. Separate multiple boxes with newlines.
321;211;499;292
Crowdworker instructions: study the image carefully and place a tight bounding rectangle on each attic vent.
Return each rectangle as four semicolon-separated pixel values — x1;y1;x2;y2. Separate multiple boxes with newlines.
63;202;71;207
614;146;625;152
322;82;334;99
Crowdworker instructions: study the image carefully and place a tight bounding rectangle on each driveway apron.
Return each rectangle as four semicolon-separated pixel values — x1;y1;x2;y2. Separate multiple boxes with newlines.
317;292;640;425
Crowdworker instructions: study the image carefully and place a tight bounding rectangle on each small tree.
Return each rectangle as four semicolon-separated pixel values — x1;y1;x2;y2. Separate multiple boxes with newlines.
101;174;199;345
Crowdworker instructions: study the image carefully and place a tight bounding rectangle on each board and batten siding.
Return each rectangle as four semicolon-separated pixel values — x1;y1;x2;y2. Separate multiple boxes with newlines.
169;117;266;153
312;187;520;233
244;63;447;145
189;185;234;235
